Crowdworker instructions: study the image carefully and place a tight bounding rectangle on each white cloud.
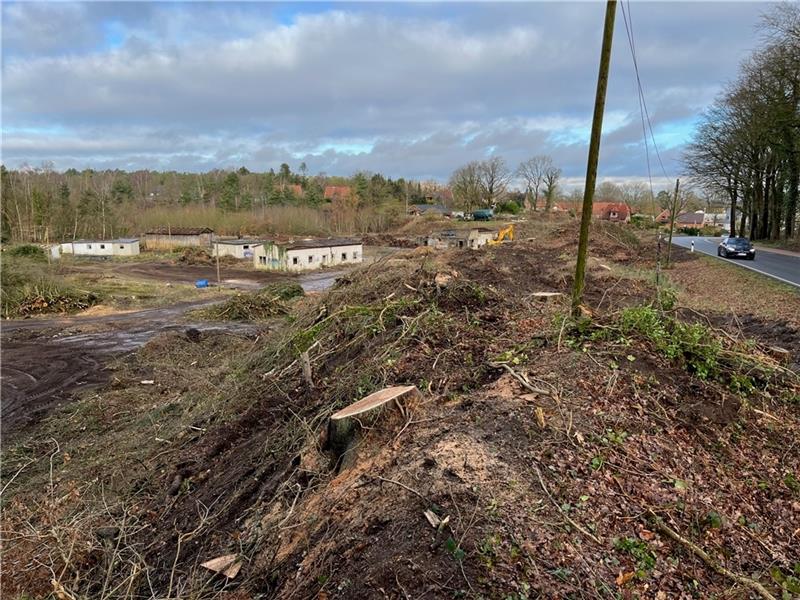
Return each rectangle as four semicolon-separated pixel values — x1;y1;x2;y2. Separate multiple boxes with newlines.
1;2;768;182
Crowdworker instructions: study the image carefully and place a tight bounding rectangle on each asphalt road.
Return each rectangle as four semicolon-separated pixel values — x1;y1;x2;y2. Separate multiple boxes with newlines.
672;236;800;288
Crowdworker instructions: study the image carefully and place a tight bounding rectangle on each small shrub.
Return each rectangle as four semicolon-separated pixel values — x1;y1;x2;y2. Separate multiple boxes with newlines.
614;537;656;577
619;305;722;379
7;244;46;260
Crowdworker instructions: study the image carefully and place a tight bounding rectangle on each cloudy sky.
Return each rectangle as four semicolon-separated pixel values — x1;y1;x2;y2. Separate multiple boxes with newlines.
1;1;771;186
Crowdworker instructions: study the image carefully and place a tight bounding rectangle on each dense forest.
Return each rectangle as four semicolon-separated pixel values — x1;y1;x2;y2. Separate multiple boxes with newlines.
685;4;800;241
0;164;446;242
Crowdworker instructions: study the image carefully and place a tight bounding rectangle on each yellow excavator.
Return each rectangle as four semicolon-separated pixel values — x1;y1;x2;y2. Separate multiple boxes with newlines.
487;224;514;246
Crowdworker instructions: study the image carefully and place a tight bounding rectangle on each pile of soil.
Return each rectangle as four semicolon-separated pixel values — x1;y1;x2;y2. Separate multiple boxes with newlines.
176;246;214;265
176;247;241;266
3;227;799;599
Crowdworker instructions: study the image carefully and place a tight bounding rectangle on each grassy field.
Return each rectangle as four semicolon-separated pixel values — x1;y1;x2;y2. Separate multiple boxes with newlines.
1;247;230;318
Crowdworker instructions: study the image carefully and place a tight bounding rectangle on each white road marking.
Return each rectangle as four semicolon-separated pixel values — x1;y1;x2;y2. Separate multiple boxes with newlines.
709;258;799;289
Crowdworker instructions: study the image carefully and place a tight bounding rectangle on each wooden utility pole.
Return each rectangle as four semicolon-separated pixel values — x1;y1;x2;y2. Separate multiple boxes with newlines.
666;178;680;267
571;0;618;316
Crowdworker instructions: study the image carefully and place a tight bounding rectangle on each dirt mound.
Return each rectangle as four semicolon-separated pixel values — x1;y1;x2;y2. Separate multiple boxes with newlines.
3;231;799;600
175;246;240;265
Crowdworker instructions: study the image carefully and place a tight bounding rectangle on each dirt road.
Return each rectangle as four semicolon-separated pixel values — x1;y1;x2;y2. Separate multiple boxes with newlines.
63;259;347;291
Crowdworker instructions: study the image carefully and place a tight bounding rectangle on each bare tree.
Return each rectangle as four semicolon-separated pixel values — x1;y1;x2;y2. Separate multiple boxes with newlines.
516;155;550;210
684;3;800;240
449;161;483;211
620;181;651;213
478;156;511;207
543;165;562;211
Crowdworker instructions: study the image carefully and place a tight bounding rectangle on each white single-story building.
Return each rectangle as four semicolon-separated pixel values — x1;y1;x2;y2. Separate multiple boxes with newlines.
212;239;264;260
60;238;140;257
420;228;496;250
253;238;362;272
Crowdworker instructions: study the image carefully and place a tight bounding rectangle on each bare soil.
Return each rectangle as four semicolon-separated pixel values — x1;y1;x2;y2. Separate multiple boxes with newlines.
0;300;259;441
63;260;290;289
2;220;798;600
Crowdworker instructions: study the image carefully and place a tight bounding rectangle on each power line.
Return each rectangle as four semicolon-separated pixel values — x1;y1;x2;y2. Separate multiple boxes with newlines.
620;1;671;193
620;0;655;207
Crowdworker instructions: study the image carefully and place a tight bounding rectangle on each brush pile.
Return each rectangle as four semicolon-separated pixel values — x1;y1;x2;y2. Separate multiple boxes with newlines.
198;282;305;321
1;257;98;318
176;246;213;265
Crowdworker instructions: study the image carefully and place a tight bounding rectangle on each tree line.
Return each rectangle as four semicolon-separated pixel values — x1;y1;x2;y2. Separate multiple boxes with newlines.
0;163;438;243
685;3;800;240
449;155;563;212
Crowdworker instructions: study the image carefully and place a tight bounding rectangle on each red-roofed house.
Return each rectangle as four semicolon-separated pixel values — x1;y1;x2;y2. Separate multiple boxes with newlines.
324;186;351;200
592;202;631;223
656;209;672;224
675;211;705;230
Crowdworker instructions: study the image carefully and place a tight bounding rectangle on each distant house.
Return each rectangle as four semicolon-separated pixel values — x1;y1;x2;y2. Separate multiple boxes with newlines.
253;238;363;272
212;239;264;259
592;202;631;223
60;238;140;257
655;209;672;224
408;204;451;217
675;211;705;230
143;227;214;250
421;190;454;205
420;228;496;250
324;186;351;201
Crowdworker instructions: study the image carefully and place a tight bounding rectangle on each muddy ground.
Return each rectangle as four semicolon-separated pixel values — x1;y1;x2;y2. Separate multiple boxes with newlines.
0;300;262;441
0;266;348;442
62;259;347;292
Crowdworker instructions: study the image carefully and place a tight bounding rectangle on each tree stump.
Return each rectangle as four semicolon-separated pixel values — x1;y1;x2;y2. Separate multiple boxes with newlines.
328;385;421;468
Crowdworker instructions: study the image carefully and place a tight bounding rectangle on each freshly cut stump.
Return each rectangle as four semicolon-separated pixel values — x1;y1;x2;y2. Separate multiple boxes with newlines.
328;385;421;467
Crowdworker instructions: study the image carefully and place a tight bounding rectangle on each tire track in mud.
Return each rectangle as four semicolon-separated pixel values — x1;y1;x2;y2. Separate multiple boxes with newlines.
0;301;248;442
1;348;106;439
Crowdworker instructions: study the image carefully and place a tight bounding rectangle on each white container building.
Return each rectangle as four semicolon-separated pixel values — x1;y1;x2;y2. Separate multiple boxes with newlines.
60;238;140;257
253;238;362;272
212;239;264;260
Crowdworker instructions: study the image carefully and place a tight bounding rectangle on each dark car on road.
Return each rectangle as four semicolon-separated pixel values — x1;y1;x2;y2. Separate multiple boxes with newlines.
718;236;755;260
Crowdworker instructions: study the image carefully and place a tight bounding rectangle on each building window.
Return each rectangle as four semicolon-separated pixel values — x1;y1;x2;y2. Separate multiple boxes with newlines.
100;244;106;249
243;245;249;250
119;245;125;249
341;252;347;260
259;256;267;265
293;257;299;265
353;251;358;259
87;244;92;249
308;255;313;263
